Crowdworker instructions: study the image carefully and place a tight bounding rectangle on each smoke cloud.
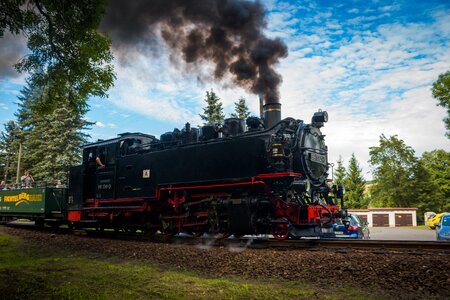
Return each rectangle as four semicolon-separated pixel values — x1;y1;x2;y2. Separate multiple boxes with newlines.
0;33;27;78
101;0;288;103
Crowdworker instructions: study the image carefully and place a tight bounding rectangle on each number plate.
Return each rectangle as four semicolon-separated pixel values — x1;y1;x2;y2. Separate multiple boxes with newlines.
310;152;326;164
334;231;344;234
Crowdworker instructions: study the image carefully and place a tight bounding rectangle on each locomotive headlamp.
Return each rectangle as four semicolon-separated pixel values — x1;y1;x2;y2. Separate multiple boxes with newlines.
311;110;328;123
292;178;311;193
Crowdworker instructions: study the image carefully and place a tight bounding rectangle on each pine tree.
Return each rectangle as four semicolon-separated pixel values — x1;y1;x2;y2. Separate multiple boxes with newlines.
0;120;22;183
344;153;366;208
14;81;91;185
14;83;41;174
27;102;91;184
231;97;251;119
199;89;225;125
334;156;346;184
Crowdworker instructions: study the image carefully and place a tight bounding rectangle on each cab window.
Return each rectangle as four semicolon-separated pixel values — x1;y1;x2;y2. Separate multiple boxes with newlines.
97;144;116;165
120;138;142;156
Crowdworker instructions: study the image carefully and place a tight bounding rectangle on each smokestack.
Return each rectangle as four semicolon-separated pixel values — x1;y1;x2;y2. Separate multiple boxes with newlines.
101;0;288;115
263;97;281;128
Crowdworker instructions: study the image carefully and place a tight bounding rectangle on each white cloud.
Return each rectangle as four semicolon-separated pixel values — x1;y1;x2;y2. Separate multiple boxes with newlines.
378;4;401;12
95;121;117;129
86;2;450;180
266;3;450;179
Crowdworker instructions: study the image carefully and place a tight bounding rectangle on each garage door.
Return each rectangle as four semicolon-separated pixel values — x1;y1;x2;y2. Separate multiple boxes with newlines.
395;213;413;226
372;214;389;227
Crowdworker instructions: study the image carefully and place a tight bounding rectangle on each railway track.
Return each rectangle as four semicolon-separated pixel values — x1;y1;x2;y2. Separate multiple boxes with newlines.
4;223;450;252
81;230;450;252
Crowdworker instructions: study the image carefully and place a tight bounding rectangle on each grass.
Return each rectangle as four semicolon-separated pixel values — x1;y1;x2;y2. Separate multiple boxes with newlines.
0;232;376;300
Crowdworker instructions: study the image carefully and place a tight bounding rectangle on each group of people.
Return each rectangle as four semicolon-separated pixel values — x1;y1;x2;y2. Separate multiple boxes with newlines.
0;170;34;190
0;169;66;190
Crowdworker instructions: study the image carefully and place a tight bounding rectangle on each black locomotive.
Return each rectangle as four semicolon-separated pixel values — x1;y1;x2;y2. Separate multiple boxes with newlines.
67;100;345;239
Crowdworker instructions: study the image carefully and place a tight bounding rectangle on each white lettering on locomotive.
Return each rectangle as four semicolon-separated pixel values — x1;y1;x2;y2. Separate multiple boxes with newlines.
310;152;326;164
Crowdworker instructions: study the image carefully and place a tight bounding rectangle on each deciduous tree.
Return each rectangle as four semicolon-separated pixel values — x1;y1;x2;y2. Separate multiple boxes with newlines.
1;0;115;114
369;135;418;207
419;150;450;212
432;70;450;138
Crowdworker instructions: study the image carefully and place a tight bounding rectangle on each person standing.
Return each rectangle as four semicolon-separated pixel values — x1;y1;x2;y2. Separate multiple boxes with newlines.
96;147;106;168
21;170;34;188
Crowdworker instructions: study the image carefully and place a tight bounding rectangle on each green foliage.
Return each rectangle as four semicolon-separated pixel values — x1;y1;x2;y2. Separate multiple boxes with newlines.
231;97;251;119
369;135;418;207
199;89;225;125
0;0;33;36
1;1;112;183
368;135;450;217
419;150;450;212
0;120;22;183
432;70;450;138
344;153;366;209
334;156;346;184
14;81;91;184
1;0;115;114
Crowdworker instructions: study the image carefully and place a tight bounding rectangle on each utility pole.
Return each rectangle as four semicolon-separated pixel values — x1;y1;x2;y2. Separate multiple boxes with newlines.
3;157;9;183
15;143;22;184
329;163;335;181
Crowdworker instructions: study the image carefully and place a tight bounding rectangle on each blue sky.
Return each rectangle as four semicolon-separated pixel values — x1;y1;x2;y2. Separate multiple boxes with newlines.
1;0;449;178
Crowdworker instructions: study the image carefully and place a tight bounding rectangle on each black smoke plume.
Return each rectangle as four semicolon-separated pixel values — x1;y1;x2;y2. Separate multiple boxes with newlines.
101;0;288;103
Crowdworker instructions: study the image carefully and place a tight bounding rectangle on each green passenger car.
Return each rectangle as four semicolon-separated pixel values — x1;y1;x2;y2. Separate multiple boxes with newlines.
0;187;67;227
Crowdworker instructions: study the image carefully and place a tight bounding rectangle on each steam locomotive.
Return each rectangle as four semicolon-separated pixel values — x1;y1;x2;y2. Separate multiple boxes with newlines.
65;101;346;239
0;99;344;239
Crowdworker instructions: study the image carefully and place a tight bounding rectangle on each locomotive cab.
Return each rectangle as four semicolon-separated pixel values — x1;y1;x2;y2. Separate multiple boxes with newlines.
73;133;157;202
83;139;117;200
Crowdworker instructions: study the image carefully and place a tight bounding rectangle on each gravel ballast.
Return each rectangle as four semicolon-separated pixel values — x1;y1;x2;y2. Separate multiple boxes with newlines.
2;226;449;299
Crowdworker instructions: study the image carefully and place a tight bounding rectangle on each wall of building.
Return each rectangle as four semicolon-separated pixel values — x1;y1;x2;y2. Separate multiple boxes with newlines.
348;208;417;227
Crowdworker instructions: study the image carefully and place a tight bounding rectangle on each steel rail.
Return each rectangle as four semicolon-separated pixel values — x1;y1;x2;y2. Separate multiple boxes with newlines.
81;231;450;252
3;224;450;252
